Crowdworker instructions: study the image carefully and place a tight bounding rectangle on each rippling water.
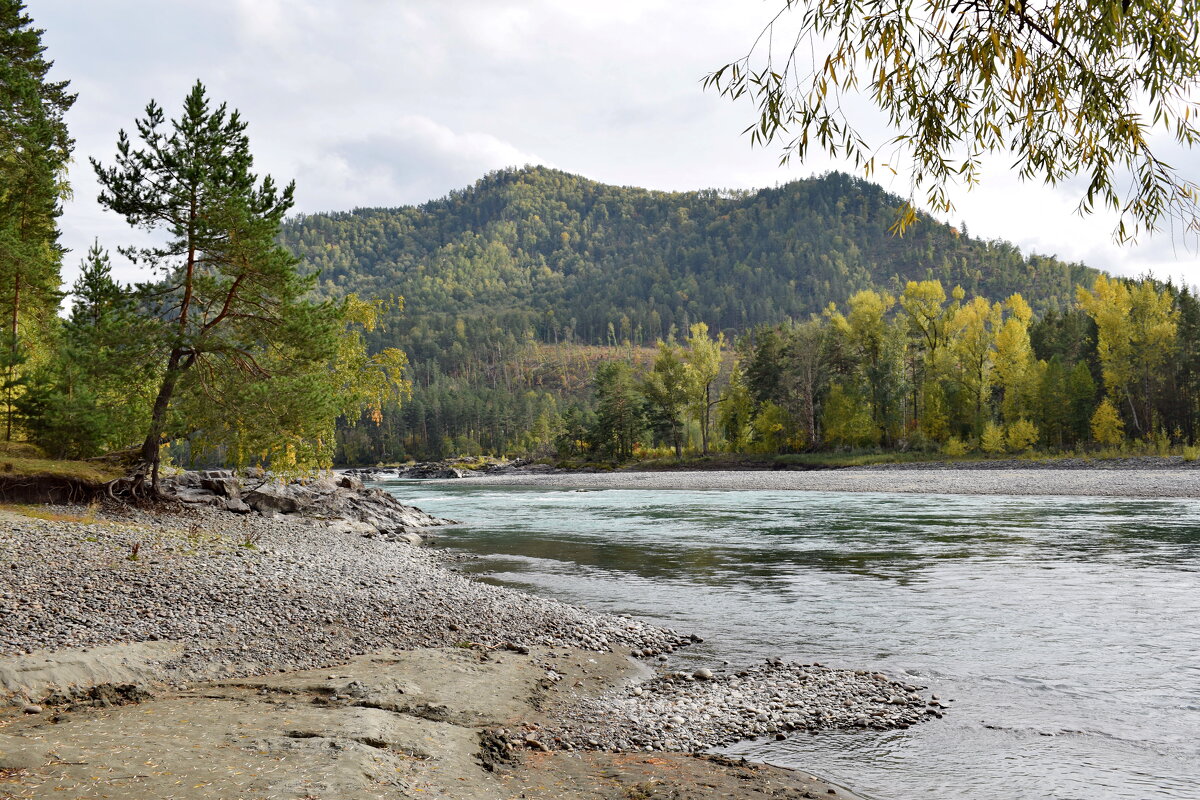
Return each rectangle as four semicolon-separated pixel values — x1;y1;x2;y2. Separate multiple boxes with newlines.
376;481;1200;800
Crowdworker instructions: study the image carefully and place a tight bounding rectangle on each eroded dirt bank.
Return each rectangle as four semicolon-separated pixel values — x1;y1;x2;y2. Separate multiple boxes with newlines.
1;646;866;800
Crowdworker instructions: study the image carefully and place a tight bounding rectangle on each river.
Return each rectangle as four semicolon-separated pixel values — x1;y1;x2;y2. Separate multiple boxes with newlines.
376;480;1200;800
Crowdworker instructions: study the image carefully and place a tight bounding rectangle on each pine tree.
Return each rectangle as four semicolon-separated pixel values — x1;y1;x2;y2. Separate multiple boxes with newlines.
0;1;75;441
92;82;406;488
589;360;643;460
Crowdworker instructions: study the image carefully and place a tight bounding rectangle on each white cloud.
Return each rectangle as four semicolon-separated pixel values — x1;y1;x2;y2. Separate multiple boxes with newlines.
25;0;1200;288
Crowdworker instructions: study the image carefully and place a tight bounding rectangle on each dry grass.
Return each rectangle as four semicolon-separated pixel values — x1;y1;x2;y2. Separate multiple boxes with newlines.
0;455;124;484
0;501;103;523
0;441;44;458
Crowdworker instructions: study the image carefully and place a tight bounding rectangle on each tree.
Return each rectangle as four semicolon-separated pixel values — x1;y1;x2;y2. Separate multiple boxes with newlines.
948;295;1000;437
92;82;405;488
1076;275;1177;434
642;340;689;458
0;1;75;440
828;291;905;444
590;360;643;460
993;294;1037;423
18;243;157;457
718;362;755;452
1091;397;1125;447
683;322;725;454
780;319;828;447
705;0;1200;241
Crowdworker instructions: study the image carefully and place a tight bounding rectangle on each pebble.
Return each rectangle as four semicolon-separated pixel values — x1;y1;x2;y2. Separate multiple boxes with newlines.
540;660;939;752
0;498;691;681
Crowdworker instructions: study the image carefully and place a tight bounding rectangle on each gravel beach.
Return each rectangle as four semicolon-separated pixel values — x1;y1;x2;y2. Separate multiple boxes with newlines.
1;493;918;798
447;465;1200;497
0;505;687;675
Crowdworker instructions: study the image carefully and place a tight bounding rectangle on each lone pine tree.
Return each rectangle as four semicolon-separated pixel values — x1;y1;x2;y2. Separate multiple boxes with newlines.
92;82;348;489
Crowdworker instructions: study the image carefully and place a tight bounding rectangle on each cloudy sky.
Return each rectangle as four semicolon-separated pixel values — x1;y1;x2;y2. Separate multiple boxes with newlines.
28;0;1200;286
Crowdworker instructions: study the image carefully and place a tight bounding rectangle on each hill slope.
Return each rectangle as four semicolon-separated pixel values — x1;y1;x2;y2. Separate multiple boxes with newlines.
281;166;1097;367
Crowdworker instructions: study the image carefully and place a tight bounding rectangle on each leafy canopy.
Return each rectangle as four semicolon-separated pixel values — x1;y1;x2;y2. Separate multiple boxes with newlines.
704;0;1200;241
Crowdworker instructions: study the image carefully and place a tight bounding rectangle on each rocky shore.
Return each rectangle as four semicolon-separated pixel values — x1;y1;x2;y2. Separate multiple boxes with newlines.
0;471;936;798
541;661;941;753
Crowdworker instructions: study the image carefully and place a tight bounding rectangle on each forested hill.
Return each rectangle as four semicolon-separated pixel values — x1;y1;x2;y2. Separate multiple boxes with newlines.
281;166;1097;362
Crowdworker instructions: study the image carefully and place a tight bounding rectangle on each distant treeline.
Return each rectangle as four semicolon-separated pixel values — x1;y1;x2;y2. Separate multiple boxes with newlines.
335;275;1200;463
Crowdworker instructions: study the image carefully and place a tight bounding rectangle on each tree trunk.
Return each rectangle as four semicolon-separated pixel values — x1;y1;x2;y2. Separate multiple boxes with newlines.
5;273;18;442
138;349;190;489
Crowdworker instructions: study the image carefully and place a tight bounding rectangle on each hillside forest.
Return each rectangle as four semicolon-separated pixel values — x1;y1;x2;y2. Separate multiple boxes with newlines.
279;167;1198;464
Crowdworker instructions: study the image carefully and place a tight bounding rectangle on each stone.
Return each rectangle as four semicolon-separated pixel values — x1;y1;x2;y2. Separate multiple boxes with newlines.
21;704;42;714
337;475;364;491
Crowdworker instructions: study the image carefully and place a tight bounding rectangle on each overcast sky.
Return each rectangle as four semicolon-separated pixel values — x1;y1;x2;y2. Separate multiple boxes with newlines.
28;0;1200;287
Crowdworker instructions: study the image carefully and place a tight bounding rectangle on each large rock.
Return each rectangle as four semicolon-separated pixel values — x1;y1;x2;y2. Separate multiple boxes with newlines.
160;470;453;537
243;484;303;515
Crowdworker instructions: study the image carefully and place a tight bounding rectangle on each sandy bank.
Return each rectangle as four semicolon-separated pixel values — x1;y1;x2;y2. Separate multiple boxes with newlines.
1;646;866;800
447;467;1200;498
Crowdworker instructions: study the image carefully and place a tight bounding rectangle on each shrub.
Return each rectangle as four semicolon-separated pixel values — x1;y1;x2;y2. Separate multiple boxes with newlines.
980;422;1006;454
1090;398;1124;447
943;436;969;457
1006;419;1039;453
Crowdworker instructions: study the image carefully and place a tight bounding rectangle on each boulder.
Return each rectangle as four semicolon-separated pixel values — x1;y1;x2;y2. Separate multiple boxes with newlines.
337;474;364;491
244;485;302;515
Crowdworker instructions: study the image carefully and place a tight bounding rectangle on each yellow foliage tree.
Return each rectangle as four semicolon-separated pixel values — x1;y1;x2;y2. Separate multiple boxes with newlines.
948;296;1001;436
1090;397;1125;447
1076;275;1177;435
1005;419;1039;453
993;294;1037;423
980;421;1006;455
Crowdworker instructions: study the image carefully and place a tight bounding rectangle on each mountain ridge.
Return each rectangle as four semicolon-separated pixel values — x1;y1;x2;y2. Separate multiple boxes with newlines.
281;165;1098;366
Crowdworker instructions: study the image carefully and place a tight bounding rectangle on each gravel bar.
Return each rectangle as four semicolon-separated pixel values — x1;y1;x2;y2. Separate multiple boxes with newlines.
0;506;688;677
446;466;1200;497
539;660;941;753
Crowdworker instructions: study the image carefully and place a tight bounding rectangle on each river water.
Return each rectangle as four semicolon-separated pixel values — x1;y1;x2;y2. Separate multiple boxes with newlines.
376;481;1200;800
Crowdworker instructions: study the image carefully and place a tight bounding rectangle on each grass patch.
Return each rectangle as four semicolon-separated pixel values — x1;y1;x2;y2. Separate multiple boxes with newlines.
0;502;103;523
0;455;124;484
0;441;45;459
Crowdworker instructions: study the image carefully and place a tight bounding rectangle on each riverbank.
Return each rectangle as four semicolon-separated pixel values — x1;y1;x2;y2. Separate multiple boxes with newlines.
1;643;871;799
445;466;1200;497
0;490;927;798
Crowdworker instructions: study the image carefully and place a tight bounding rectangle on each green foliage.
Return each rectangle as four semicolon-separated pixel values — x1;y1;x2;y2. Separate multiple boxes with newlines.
89;82;403;480
641;341;689;458
1066;361;1099;444
589;360;643;460
280;166;1095;370
717;364;754;453
822;382;876;448
0;1;75;441
750;401;791;454
705;0;1200;242
18;243;157;458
